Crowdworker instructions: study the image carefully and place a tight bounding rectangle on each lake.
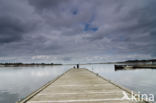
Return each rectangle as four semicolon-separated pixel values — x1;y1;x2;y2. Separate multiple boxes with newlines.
0;64;156;103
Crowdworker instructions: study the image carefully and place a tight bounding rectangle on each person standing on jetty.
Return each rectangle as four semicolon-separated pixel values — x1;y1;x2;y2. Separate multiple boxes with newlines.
77;64;79;69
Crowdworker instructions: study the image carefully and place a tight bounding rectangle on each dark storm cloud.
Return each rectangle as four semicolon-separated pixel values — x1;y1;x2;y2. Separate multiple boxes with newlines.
0;0;37;44
0;0;156;63
0;16;27;44
28;0;68;10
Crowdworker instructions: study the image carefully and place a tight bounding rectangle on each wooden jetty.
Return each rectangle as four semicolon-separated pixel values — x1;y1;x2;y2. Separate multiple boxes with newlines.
115;64;156;71
18;68;147;103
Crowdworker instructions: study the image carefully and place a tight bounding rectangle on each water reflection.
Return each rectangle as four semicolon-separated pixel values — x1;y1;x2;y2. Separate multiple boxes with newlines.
0;65;72;103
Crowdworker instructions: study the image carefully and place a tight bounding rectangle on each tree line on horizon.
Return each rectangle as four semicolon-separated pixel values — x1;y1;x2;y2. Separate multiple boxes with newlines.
124;59;156;63
0;63;62;65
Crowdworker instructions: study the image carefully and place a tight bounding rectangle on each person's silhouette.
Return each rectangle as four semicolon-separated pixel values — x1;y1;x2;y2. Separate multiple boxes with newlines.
77;64;79;68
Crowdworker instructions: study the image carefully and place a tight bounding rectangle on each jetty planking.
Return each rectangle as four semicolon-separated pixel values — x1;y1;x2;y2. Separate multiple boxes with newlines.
18;68;147;103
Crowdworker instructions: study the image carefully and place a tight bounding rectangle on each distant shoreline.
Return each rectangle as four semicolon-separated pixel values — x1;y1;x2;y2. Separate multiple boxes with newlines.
0;63;62;67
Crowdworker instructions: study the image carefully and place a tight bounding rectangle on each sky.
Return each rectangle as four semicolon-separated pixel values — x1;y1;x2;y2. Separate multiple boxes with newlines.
0;0;156;63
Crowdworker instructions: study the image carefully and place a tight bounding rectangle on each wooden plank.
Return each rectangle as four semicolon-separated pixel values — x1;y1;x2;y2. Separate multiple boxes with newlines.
18;68;147;103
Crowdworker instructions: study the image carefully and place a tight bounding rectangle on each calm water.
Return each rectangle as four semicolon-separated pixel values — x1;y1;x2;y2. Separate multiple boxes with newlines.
0;64;156;103
0;65;72;103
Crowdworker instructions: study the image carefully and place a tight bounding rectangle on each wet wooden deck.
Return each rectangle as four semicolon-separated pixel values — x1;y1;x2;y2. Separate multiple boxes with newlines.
18;68;146;103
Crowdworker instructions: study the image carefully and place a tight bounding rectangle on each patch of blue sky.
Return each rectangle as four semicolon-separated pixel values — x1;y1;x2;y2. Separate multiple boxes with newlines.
71;8;78;15
83;13;98;32
84;23;98;32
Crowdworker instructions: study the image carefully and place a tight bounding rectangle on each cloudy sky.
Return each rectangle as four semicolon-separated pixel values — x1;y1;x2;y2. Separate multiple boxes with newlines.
0;0;156;63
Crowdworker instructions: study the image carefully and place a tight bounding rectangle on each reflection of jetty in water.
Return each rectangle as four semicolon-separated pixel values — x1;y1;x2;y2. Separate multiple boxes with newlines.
115;64;156;71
